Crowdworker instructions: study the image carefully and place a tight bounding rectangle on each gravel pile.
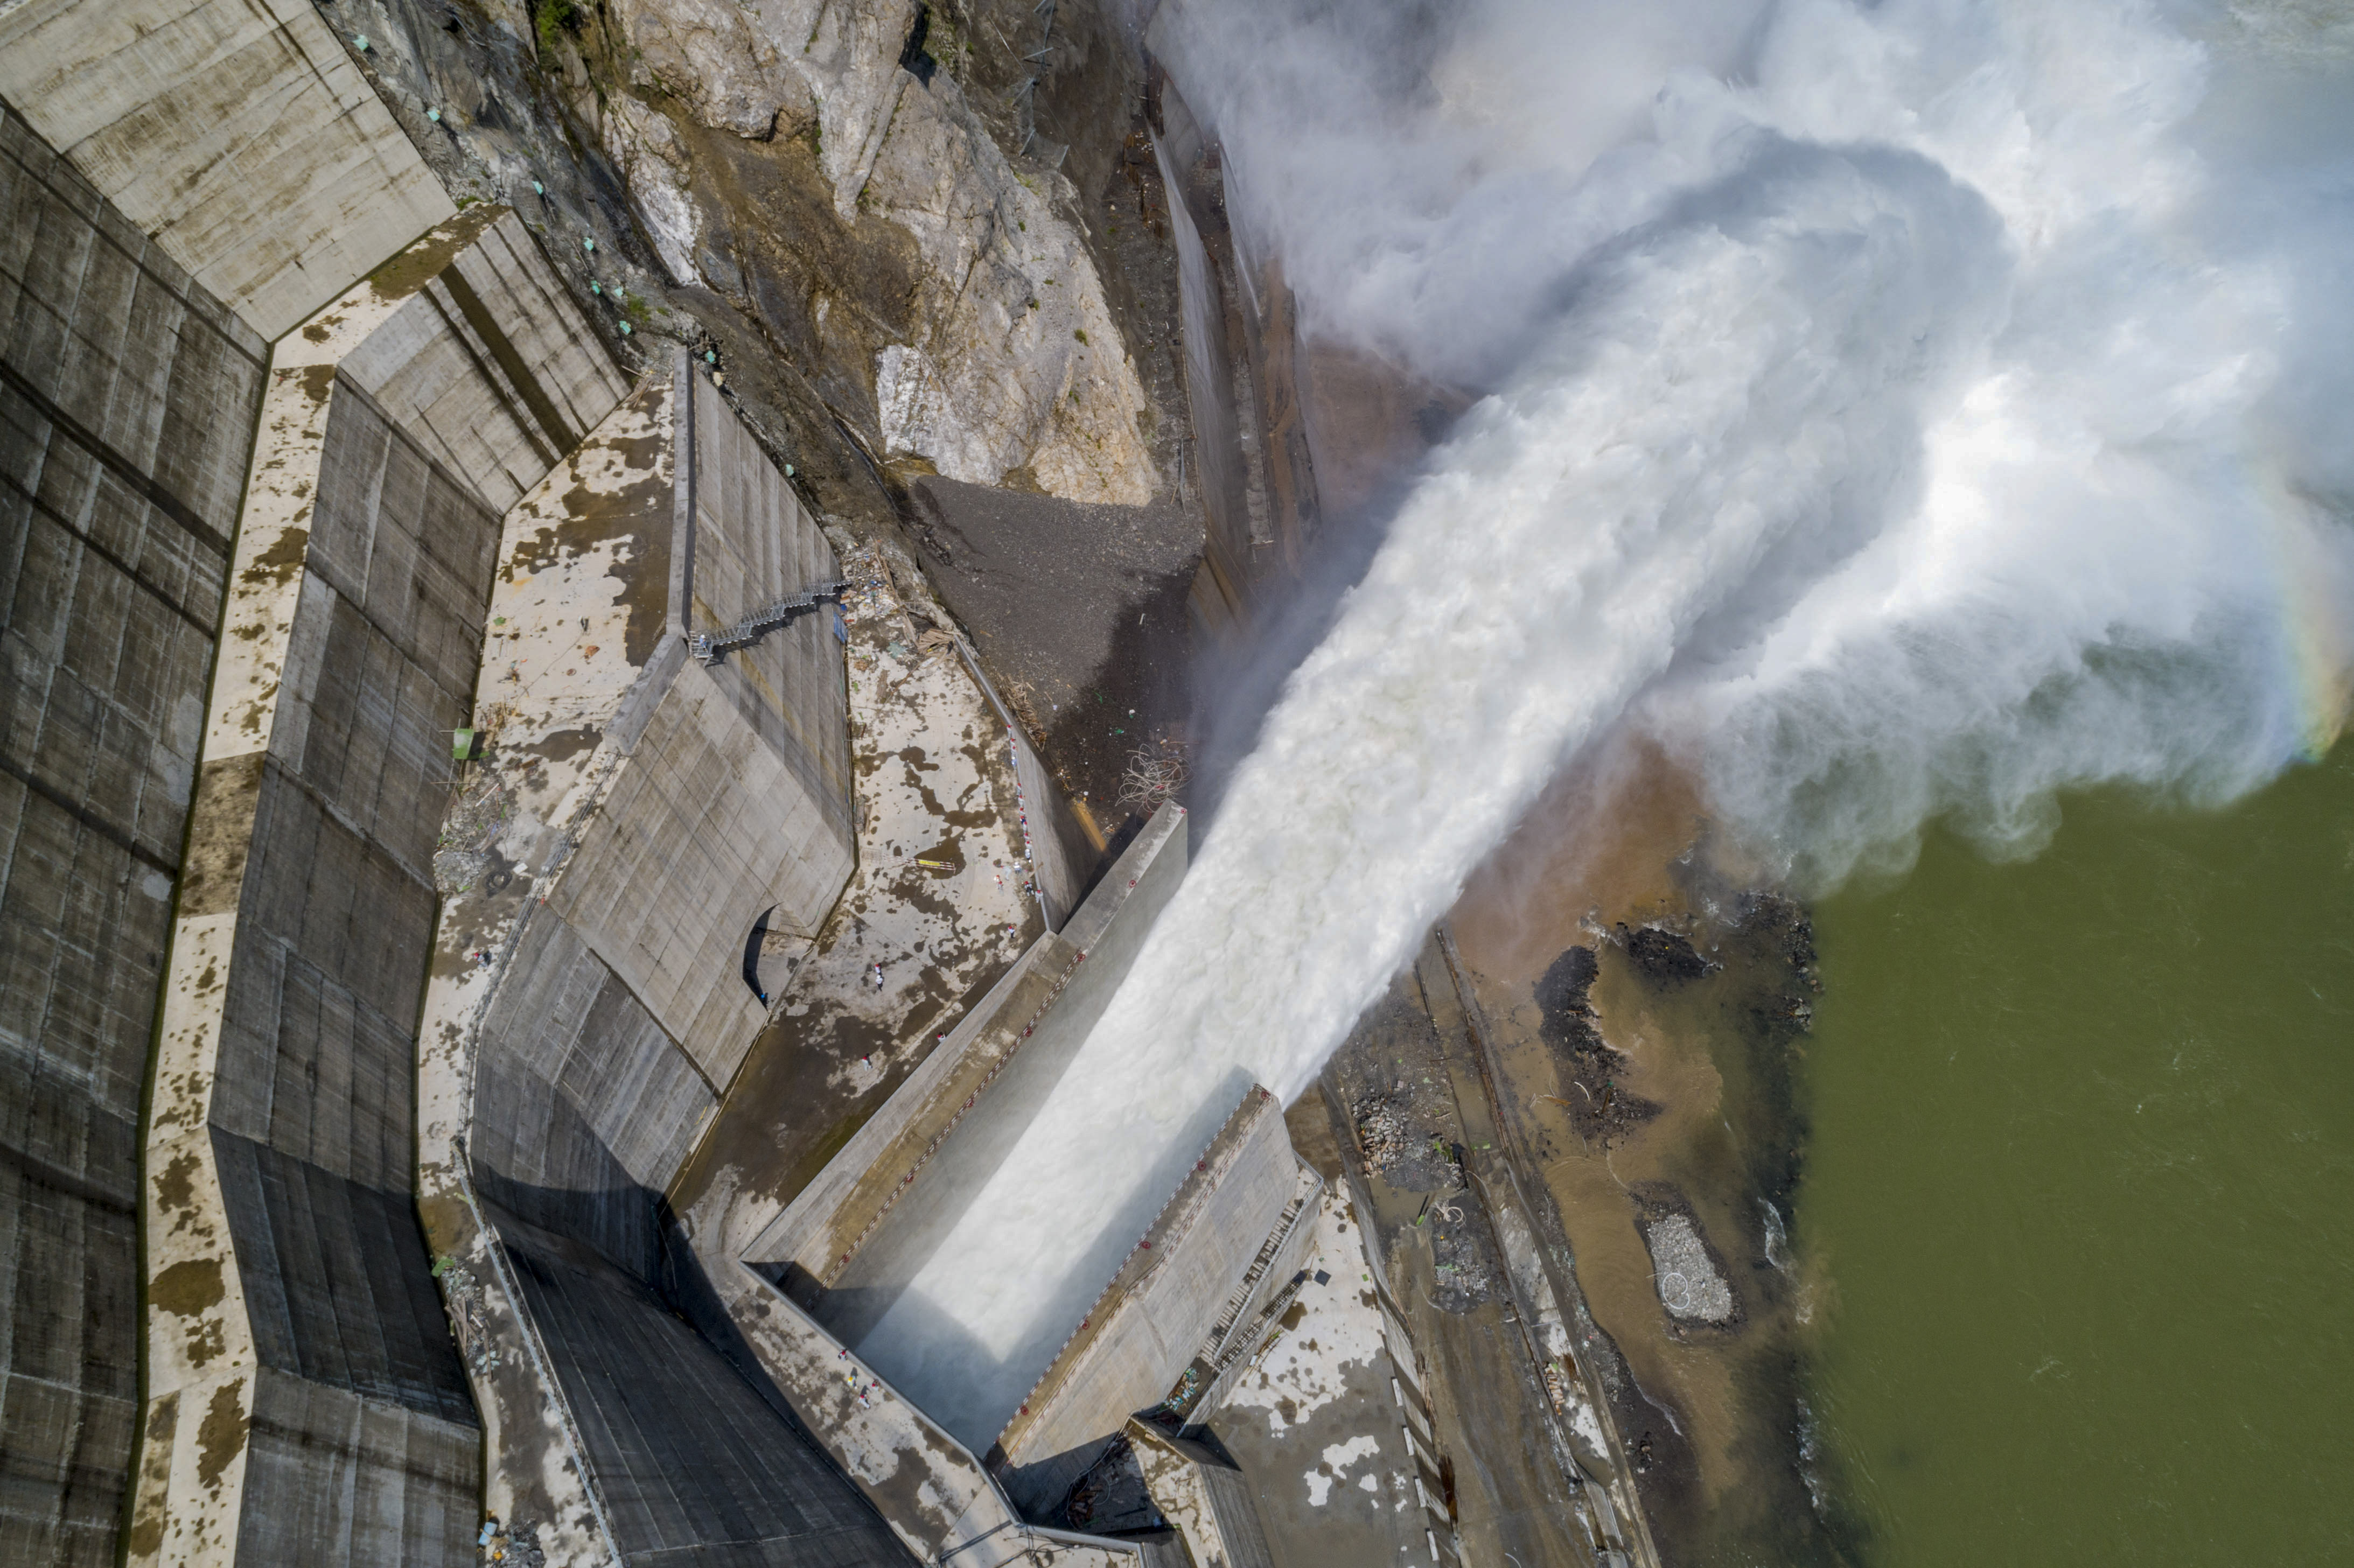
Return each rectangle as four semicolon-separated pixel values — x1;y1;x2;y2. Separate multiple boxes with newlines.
1642;1213;1734;1324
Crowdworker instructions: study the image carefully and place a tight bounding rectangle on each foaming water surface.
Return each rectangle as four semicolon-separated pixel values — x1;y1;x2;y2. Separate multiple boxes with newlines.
851;0;2354;1452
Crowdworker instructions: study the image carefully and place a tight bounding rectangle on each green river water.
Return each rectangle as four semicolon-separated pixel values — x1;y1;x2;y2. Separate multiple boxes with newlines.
1797;742;2354;1565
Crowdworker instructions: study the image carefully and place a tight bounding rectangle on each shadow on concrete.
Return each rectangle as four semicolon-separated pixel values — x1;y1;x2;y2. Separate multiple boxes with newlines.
481;1182;917;1566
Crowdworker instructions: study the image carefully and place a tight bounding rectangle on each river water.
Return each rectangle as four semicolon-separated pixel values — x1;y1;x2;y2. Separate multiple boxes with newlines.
1796;741;2354;1564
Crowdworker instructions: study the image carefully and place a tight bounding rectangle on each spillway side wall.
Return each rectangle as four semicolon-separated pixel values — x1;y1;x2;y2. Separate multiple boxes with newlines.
808;804;1187;1346
994;1087;1298;1514
0;102;266;1567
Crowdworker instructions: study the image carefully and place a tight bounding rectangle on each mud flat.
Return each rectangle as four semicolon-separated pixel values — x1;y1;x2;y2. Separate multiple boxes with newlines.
1445;744;1857;1566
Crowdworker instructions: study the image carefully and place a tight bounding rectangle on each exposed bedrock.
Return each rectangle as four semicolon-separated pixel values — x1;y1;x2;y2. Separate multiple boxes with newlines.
309;0;1182;530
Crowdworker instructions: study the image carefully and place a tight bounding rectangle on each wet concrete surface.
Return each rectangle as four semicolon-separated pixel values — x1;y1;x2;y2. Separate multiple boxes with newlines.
1319;958;1605;1568
1205;1187;1431;1568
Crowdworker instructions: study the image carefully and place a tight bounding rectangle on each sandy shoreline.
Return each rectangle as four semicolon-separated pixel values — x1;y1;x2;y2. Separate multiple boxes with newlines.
1446;741;1859;1564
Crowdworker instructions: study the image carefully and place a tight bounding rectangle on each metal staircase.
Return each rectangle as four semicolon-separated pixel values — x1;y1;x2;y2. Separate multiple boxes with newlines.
1197;1172;1318;1368
688;580;848;663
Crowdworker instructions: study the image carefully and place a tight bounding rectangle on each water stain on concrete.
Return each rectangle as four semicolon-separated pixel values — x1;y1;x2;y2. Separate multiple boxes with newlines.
150;1257;223;1316
193;1380;246;1490
238;527;308;587
364;206;504;302
154;1151;198;1226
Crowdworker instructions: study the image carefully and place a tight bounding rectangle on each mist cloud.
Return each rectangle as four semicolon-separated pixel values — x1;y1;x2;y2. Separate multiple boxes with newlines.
855;0;2354;1439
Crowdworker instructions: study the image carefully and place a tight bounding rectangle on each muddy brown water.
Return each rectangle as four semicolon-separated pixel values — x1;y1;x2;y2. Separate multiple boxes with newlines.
1449;740;1842;1564
1448;735;2354;1565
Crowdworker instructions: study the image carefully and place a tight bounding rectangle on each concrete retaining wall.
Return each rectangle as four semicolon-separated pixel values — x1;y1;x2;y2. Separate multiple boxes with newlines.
539;368;855;1089
0;0;455;339
410;353;874;1565
949;638;1096;932
0;102;266;1568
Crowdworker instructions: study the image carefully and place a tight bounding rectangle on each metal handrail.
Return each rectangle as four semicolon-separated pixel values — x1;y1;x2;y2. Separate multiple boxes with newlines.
689;580;848;662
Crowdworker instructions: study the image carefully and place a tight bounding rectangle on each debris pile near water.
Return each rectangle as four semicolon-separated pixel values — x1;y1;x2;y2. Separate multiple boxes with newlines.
1355;1103;1420;1175
1118;738;1188;812
1429;1207;1503;1312
1623;923;1710;984
1641;1210;1735;1325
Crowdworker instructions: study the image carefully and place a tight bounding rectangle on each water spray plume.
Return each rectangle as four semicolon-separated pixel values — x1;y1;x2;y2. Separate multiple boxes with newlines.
856;0;2354;1445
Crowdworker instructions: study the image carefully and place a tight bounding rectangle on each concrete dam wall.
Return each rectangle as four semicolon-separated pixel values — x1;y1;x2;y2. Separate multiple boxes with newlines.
0;0;454;340
0;3;1390;1564
0;103;269;1565
3;13;898;1549
407;346;907;1566
139;204;626;1562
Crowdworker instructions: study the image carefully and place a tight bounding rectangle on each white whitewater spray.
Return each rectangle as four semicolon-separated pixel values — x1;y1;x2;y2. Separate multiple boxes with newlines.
860;0;2354;1445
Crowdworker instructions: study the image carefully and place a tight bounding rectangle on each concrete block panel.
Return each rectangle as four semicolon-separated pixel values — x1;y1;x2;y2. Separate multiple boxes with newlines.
210;1131;473;1423
337;215;623;512
491;1209;914;1566
130;211;620;1565
0;0;455;339
469;912;711;1279
685;372;853;841
0;105;263;1565
232;1367;479;1563
306;209;628;516
0;1153;141;1567
550;671;854;1088
300;381;506;703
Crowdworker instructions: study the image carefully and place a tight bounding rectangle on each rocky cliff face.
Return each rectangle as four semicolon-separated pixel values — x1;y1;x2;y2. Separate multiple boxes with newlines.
326;0;1178;531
